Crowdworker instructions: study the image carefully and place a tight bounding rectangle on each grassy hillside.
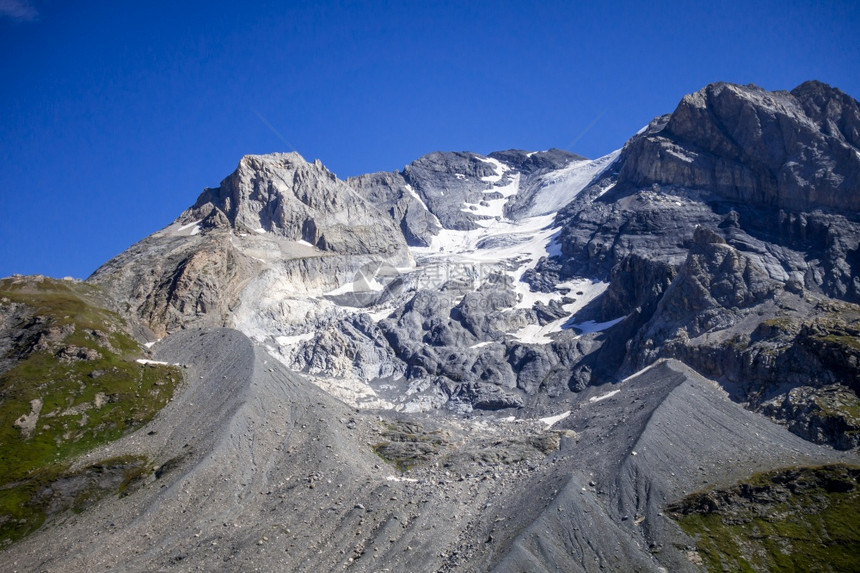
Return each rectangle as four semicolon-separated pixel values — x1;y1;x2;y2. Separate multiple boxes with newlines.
669;464;860;572
0;276;180;545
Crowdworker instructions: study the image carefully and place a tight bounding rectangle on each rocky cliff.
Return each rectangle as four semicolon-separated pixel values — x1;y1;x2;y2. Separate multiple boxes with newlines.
619;81;860;213
89;152;412;337
546;81;860;449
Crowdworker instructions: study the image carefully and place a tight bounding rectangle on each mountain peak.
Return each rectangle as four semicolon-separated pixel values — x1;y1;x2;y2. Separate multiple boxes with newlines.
181;152;407;256
618;80;860;212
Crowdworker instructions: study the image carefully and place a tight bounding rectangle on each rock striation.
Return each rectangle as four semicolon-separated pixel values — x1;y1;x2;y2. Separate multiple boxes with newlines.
551;81;860;447
619;81;860;213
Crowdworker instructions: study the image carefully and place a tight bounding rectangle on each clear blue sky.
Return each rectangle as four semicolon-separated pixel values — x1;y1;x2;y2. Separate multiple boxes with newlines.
1;0;858;279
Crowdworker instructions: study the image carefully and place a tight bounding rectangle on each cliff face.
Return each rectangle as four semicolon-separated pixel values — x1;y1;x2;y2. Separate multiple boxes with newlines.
185;153;409;257
89;152;412;337
619;81;860;213
547;81;860;449
561;82;860;301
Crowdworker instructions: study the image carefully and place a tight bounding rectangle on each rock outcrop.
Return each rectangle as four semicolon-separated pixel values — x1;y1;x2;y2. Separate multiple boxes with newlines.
347;170;442;247
186;153;408;257
619;81;860;213
89;152;412;336
550;81;860;447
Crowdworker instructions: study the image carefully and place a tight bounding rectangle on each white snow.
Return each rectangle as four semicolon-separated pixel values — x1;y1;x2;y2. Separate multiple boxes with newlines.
595;182;617;199
475;156;509;183
525;149;621;217
254;227;266;234
469;341;494;349
275;333;314;346
177;219;201;232
509;278;610;344
589;389;620;403
307;375;395;410
143;341;157;349
174;219;202;236
509;324;550;344
325;275;386;296
366;306;395;322
489;173;520;198
411;190;613;345
135;359;170;366
665;147;696;163
459;174;520;222
569;316;625;334
545;233;562;258
404;184;429;211
386;475;419;483
540;410;570;427
296;239;314;247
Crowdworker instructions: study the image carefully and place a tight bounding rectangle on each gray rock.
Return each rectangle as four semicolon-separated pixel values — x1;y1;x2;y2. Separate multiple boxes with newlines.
185;153;408;258
89;152;412;335
620;82;860;213
347;170;441;247
286;313;405;381
402;151;502;230
458;382;523;410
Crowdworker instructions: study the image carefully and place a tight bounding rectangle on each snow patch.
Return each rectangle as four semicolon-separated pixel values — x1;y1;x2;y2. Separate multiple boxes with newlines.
589;389;620;403
293;371;394;410
525;149;621;217
275;333;315;346
177;220;201;232
595;182;617;199
665;147;697;163
412;203;611;345
509;279;610;344
475;156;509;183
620;360;664;383
540;411;570;427
569;316;625;334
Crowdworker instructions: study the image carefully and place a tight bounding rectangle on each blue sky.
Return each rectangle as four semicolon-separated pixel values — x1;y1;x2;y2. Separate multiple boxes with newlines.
1;0;858;279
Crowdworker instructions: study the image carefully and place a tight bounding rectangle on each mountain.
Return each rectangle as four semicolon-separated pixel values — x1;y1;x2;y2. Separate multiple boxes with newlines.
1;81;859;572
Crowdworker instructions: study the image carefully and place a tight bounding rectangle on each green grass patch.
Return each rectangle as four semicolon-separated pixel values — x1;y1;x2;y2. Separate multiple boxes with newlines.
816;334;860;352
669;464;860;572
0;455;149;547
373;421;446;471
0;277;180;545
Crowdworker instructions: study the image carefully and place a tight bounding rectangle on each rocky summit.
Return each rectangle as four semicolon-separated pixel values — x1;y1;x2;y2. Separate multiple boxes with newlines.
1;81;859;572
